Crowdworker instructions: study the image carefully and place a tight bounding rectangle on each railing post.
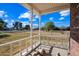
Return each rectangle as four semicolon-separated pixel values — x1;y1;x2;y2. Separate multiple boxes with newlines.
26;41;28;54
10;44;13;56
19;41;22;56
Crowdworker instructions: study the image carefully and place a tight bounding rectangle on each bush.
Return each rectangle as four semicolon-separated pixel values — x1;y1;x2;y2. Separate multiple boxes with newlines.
0;34;10;38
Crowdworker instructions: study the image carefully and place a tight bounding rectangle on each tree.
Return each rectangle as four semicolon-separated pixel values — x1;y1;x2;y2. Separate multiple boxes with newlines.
13;21;22;30
3;22;8;30
45;22;55;31
53;27;60;30
41;27;45;30
19;22;22;30
59;26;66;31
0;18;5;30
23;25;30;30
66;26;70;31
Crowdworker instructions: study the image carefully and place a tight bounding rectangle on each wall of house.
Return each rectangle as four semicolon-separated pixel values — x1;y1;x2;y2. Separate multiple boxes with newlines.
70;3;79;55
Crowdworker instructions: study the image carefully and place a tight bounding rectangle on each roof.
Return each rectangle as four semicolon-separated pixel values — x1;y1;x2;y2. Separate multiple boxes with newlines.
21;3;70;15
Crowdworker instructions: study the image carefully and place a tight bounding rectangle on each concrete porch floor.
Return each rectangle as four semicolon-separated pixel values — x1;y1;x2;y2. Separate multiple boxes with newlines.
28;44;69;56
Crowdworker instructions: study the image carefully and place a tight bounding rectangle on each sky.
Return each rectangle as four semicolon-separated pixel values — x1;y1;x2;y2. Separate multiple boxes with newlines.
0;3;70;28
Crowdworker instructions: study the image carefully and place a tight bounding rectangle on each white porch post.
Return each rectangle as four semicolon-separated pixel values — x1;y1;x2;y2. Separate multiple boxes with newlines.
30;7;33;50
38;14;41;44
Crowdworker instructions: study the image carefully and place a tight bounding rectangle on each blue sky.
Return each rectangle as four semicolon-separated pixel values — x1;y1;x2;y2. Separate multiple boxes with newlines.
0;3;70;28
41;10;70;27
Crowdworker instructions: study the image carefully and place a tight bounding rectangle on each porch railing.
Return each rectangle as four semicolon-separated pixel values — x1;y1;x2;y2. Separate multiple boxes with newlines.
0;31;69;56
40;31;70;50
0;35;40;56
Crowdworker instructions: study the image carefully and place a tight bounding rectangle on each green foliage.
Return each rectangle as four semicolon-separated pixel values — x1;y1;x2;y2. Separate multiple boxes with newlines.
0;34;10;38
45;22;55;31
41;26;46;30
0;18;5;30
41;21;70;31
24;25;30;30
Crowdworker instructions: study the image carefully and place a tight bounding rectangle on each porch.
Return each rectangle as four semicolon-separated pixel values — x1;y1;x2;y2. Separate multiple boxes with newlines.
0;3;70;56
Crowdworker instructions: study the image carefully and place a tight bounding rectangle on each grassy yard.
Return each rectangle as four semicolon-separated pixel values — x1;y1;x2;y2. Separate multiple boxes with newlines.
0;31;70;56
0;31;39;44
40;31;70;48
0;31;39;55
0;32;29;44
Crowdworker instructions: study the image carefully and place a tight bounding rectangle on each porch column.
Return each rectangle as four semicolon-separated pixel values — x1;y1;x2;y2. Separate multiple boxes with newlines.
38;14;41;44
30;7;33;50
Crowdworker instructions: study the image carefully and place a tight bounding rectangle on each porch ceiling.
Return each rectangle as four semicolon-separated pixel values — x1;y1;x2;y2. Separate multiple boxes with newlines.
21;3;70;15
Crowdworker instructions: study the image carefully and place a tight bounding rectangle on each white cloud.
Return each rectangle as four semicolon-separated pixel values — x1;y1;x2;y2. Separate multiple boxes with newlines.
0;11;9;18
0;11;5;17
4;19;8;22
33;24;38;27
22;22;30;27
59;9;70;17
18;11;31;19
4;14;8;18
49;17;53;20
8;22;13;28
41;22;44;25
54;22;62;24
22;22;26;26
33;19;36;21
10;23;13;26
34;15;39;18
22;22;27;27
11;20;14;23
26;22;29;25
59;17;64;20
